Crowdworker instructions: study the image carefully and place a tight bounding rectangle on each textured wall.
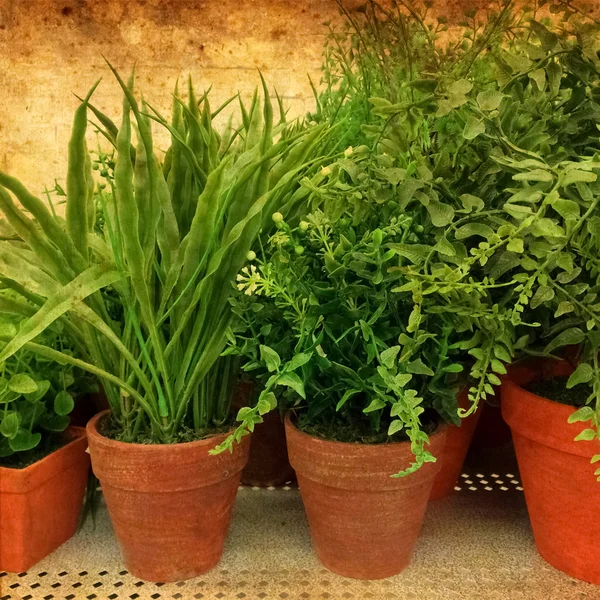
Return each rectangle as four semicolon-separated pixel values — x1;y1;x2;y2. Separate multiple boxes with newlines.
0;0;343;194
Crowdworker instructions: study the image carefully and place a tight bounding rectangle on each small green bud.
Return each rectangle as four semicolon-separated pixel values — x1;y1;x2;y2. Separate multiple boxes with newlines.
91;163;100;171
246;250;256;261
100;169;108;177
295;246;305;255
414;224;424;233
272;212;284;223
299;221;309;231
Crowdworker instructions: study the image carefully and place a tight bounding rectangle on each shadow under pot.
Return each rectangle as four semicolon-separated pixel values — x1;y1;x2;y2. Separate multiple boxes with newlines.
429;389;482;501
502;359;600;585
0;427;90;573
233;380;295;487
285;415;447;579
86;411;250;583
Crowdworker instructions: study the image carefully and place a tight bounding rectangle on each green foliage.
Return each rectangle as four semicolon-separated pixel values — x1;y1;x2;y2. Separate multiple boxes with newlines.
0;300;93;458
0;67;333;444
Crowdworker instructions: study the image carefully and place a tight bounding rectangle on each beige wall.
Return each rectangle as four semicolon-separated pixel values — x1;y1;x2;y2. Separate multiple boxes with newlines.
0;0;344;195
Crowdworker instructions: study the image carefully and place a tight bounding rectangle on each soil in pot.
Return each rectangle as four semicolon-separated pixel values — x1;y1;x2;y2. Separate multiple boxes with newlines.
502;359;600;585
233;380;295;487
87;411;250;583
285;414;447;580
430;390;481;501
0;428;90;573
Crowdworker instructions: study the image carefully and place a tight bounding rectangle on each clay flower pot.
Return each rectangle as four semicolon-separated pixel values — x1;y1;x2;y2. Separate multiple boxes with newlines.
285;415;447;579
87;411;250;583
0;427;90;573
430;389;481;500
502;359;600;584
234;380;295;487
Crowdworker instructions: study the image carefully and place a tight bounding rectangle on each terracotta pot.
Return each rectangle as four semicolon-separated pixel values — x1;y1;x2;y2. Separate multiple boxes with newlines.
502;359;600;584
0;428;90;573
234;380;295;487
429;390;481;500
285;415;447;579
87;411;250;582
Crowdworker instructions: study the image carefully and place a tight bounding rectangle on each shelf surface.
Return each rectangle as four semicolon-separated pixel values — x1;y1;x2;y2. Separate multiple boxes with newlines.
2;457;599;599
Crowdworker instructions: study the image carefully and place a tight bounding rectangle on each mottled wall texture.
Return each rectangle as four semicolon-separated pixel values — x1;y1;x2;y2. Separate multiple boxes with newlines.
0;0;598;194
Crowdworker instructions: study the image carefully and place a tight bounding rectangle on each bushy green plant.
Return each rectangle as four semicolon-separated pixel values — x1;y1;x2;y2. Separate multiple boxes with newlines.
0;294;94;461
0;67;332;445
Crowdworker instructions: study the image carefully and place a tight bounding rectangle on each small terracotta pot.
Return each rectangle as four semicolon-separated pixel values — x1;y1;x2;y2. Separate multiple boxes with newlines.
234;380;295;487
285;415;447;579
502;359;600;584
430;389;482;500
0;428;90;573
87;411;250;583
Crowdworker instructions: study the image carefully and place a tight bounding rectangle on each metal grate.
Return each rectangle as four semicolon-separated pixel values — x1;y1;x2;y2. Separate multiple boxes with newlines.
454;472;523;493
1;475;595;600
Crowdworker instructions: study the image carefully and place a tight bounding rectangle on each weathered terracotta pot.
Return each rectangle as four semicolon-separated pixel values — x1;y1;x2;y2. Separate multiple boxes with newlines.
502;359;600;584
285;415;447;579
430;390;481;500
0;427;90;573
87;411;250;582
234;380;295;487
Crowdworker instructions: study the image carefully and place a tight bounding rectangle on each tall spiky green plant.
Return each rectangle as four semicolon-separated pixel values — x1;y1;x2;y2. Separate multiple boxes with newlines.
0;66;331;444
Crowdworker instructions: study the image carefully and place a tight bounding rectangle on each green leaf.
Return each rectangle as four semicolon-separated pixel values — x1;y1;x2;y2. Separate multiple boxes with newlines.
54;390;75;416
544;327;585;354
336;388;361;411
530;285;555;309
9;374;38;395
554;301;574;318
507;237;524;253
256;391;277;415
567;364;593;389
260;345;281;372
25;379;51;403
435;237;456;257
459;194;484;213
530;20;559;51
477;90;504;111
9;429;41;452
406;358;434;376
426;199;455;227
532;218;565;238
380;346;400;369
568;406;595;423
389;243;430;265
562;170;597;186
513;169;554;182
529;68;546;91
388;419;404;436
455;223;494;240
448;79;473;96
277;372;305;399
574;428;596;441
463;116;485;140
0;412;20;439
287;352;311;371
363;398;386;413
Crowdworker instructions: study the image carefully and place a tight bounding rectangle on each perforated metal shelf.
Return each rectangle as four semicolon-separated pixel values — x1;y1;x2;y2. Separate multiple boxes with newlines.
1;467;598;600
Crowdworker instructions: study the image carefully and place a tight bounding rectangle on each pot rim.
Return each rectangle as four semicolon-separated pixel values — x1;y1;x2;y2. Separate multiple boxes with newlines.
87;410;240;452
503;359;578;416
0;426;86;475
284;412;448;448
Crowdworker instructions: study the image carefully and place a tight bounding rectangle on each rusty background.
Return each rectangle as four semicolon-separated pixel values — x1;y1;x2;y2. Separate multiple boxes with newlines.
0;0;598;194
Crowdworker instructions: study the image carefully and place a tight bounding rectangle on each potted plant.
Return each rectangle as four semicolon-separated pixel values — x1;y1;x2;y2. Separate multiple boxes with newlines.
0;68;332;582
0;303;91;572
220;130;521;577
